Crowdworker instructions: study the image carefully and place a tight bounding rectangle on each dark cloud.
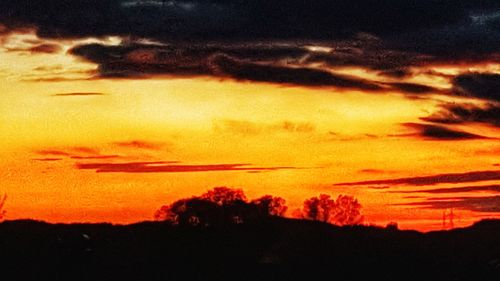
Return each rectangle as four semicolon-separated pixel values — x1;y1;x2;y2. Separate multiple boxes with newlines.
76;161;296;173
52;92;106;97
333;170;500;186
212;55;384;90
1;0;488;40
401;122;490;140
385;82;438;94
388;184;500;194
0;1;498;86
378;69;413;78
69;43;385;91
396;196;500;213
421;103;500;127
451;73;500;102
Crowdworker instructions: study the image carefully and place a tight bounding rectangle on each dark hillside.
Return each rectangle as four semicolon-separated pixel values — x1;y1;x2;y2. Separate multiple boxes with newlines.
0;218;499;281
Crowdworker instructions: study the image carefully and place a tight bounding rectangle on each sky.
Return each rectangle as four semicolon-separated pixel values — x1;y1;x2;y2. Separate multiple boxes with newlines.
0;0;499;231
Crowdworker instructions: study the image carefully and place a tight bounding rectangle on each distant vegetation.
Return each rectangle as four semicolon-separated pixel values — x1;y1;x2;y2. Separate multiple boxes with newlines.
155;187;362;227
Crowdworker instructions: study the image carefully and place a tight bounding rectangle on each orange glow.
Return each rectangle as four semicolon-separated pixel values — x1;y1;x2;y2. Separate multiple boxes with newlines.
1;32;499;231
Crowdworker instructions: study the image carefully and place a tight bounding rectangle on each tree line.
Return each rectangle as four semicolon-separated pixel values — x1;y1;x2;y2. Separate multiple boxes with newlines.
155;187;363;227
0;189;363;226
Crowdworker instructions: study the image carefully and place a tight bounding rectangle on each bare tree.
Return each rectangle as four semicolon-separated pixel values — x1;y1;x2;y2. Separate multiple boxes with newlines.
302;194;363;226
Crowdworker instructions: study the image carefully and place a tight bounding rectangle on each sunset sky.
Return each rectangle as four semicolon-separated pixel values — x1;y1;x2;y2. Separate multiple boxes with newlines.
0;0;499;231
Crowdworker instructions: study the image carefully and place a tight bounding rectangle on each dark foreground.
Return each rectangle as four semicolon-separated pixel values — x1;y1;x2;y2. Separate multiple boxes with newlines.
0;218;499;281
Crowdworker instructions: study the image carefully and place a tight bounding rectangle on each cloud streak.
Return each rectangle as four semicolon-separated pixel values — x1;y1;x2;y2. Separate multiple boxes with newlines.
334;170;500;186
396;196;500;213
32;158;63;162
388;184;500;194
76;161;297;173
401;123;491;140
214;119;316;135
52;92;106;97
421;103;500;128
114;140;166;150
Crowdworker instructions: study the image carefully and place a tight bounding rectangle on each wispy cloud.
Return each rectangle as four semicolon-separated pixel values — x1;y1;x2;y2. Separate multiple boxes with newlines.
5;43;62;54
401;123;491;140
32;158;63;162
387;184;500;194
52;92;106;97
214;119;315;136
35;150;71;157
70;155;120;160
334;170;500;186
113;140;165;150
420;103;500;128
395;196;500;213
35;146;117;160
76;161;297;173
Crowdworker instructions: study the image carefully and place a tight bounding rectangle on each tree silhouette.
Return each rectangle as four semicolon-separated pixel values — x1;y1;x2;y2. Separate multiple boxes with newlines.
0;193;6;221
302;194;363;226
200;187;247;206
155;197;225;226
154;188;289;226
155;187;251;226
251;195;288;217
332;195;363;226
302;194;335;223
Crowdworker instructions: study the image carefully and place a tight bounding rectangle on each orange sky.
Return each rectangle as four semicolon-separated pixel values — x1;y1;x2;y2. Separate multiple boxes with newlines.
1;31;499;231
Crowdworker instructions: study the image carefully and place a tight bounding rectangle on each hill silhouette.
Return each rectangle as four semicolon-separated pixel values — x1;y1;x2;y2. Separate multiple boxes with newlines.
0;218;499;281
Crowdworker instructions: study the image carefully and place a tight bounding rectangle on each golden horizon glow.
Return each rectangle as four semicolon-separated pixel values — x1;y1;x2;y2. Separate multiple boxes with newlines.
1;32;499;232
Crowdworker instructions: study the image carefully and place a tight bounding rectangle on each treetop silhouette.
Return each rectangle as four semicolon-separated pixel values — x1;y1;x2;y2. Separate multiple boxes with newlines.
302;194;363;226
155;188;364;227
155;187;288;226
